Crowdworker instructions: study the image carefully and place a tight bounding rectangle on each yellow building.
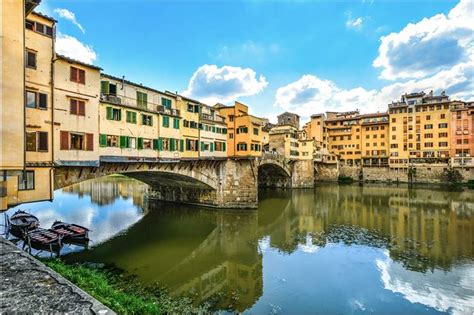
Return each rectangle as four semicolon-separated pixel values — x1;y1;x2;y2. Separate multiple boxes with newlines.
54;55;101;166
215;102;264;158
166;92;200;160
326;111;362;166
360;113;389;166
388;91;460;167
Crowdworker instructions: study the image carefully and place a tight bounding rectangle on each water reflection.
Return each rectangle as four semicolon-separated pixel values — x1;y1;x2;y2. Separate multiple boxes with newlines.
5;177;474;314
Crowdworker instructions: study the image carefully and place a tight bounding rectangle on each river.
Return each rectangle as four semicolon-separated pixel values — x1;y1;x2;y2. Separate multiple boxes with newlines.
3;175;474;314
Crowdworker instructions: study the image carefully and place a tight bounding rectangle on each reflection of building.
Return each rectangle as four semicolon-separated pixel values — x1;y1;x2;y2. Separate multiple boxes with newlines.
259;186;474;271
62;176;147;208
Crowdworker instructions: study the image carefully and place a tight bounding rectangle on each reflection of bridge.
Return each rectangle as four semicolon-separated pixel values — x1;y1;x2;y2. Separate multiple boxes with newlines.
53;156;315;209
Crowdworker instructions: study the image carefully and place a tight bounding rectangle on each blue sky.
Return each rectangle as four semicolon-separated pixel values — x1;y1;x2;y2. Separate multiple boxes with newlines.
38;0;473;122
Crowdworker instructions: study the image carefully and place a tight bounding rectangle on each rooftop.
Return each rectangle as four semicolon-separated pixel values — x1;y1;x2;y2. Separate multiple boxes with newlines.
56;54;102;71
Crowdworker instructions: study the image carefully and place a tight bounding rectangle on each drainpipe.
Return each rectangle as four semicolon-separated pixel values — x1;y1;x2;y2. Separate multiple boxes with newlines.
50;23;56;201
22;0;27;176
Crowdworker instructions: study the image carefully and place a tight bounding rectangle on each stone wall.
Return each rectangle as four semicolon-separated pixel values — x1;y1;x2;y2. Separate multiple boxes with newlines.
315;163;338;181
217;159;259;208
318;164;474;183
291;160;315;188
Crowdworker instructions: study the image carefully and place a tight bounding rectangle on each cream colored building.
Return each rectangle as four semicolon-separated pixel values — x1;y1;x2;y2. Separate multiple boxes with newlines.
269;125;314;160
99;74;163;162
54;55;101;166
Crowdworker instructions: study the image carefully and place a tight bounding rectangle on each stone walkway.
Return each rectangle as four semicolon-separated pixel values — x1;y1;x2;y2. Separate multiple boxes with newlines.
0;237;114;314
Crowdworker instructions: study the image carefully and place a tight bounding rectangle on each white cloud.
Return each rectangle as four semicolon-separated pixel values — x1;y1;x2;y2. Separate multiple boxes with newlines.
345;11;364;30
182;64;268;104
377;251;474;315
373;0;473;80
55;33;97;64
54;8;85;34
274;0;474;120
273;61;474;119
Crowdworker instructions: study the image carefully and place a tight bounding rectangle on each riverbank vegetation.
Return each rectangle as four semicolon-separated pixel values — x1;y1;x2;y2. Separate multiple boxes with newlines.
41;259;209;314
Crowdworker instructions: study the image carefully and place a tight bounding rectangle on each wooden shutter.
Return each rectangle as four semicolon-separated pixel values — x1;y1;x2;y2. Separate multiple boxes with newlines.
153;139;158;150
70;67;77;82
223;142;226;151
60;131;69;150
137;137;143;150
70;99;78;115
78;101;85;116
180;139;184;152
106;107;112;120
101;81;110;94
38;132;48;151
79;69;85;84
86;133;93;151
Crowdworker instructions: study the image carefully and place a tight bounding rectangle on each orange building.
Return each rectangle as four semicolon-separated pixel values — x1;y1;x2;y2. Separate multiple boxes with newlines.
450;102;474;167
215;102;264;157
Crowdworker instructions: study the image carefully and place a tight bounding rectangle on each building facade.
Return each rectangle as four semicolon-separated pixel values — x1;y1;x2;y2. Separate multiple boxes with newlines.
216;102;264;158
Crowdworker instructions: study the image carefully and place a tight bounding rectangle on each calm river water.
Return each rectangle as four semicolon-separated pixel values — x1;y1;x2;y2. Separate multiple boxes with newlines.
4;176;474;314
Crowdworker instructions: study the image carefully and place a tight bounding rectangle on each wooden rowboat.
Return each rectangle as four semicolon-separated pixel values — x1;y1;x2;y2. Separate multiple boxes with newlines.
8;210;39;239
24;228;63;256
50;221;90;247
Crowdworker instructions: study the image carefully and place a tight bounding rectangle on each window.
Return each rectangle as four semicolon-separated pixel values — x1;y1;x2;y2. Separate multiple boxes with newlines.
28;21;53;36
237;143;247;151
18;171;34;191
438;123;448;128
101;81;117;95
142;114;153;126
126;111;137;124
424;133;433;138
61;131;93;150
25;131;48;152
143;139;152;149
425;142;433;148
137;91;147;108
70;133;85;150
173;118;180;129
106;135;119;147
426;115;431;120
26;50;36;69
237;126;248;134
70;99;85;116
229;133;234;139
187;104;194;112
185;139;199;151
424;124;433;130
106;107;121;121
229;115;234;122
440;114;446;119
26;91;47;109
439;142;448;147
162;116;170;127
253;127;259;135
70;66;85;84
161;97;172;109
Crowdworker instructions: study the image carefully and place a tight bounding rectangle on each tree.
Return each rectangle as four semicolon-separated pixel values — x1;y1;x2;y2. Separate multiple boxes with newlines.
441;167;463;185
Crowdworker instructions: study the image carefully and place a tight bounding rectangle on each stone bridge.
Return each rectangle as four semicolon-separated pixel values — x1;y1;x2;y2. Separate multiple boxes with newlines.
53;156;314;209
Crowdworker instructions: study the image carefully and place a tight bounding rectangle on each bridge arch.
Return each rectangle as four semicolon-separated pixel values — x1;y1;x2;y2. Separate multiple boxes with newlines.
257;156;292;188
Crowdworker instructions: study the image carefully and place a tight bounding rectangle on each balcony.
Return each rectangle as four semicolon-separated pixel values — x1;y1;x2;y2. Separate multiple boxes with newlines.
101;94;122;105
200;113;225;123
157;105;180;117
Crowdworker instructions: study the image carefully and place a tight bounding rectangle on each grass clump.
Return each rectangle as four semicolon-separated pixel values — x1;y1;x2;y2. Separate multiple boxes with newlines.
41;259;208;314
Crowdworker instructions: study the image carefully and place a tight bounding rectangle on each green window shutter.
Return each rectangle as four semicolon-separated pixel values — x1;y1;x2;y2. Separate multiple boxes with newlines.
210;142;214;152
118;109;122;121
200;141;204;151
162;116;169;128
153;139;158;150
126;111;131;123
106;107;112;120
223;142;226;151
99;134;107;147
101;81;110;94
173;118;179;129
133;112;137;124
137;137;143;150
150;115;153;126
170;139;175;151
212;126;216;133
180;139;184;152
158;138;163;151
119;135;127;148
